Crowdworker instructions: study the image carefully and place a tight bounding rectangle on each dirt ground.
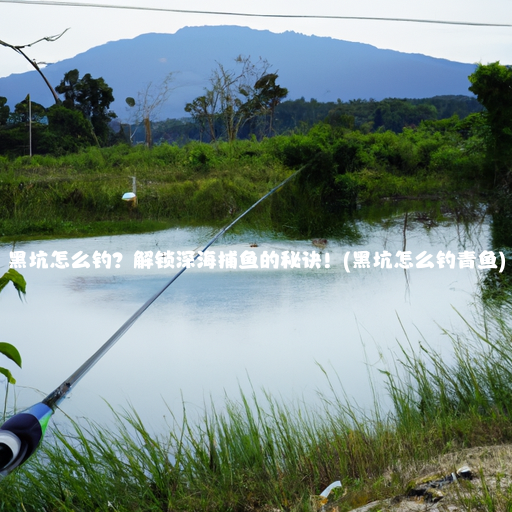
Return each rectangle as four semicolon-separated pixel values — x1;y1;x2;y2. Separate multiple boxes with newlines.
341;444;512;512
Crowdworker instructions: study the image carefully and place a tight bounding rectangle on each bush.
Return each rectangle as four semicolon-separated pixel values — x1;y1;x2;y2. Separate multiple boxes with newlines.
185;142;218;173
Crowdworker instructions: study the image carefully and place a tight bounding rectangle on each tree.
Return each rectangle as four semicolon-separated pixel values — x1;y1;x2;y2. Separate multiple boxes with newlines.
252;73;288;136
125;73;175;147
214;56;268;142
45;104;96;153
185;56;286;142
56;69;116;145
56;68;80;109
469;62;512;175
0;97;9;125
184;90;218;142
12;96;46;124
214;58;259;142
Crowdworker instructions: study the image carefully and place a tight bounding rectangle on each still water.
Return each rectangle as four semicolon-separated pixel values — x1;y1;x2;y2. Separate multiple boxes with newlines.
0;215;492;429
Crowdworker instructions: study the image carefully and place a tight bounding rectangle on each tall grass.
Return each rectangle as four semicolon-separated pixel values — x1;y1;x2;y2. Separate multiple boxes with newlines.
0;142;292;241
2;306;512;511
0;133;485;241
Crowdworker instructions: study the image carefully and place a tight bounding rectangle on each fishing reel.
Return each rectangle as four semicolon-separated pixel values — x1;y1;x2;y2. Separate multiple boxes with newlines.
0;403;53;477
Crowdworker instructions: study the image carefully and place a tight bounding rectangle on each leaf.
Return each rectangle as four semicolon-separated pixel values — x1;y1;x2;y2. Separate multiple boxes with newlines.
0;343;22;368
125;97;136;108
0;367;15;384
0;269;27;299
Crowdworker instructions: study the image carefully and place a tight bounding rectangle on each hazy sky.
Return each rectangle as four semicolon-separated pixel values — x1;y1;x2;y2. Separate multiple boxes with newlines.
0;0;511;80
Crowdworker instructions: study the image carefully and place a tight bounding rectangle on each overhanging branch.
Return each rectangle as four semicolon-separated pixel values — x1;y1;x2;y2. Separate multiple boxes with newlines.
0;28;70;104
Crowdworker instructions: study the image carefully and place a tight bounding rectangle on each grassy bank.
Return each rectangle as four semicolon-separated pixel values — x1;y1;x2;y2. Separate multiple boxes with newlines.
1;304;512;511
0;120;489;241
0;141;287;241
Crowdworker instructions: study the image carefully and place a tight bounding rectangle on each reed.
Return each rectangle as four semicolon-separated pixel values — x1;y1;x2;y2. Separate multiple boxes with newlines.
1;304;512;511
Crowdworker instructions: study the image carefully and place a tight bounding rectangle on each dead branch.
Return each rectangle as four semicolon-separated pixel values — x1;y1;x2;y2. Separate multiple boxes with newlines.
0;29;70;104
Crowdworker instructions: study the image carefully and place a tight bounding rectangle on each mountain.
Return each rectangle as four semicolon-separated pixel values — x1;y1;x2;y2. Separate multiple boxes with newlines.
0;25;476;120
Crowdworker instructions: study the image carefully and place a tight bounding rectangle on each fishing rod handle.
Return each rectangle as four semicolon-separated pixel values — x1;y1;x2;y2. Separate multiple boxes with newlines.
0;402;53;477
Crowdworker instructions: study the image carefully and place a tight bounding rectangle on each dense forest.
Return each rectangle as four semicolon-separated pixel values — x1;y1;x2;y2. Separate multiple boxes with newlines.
0;90;483;154
134;95;484;145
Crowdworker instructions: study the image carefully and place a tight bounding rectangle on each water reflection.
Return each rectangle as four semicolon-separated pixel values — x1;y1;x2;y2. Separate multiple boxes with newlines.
0;217;493;430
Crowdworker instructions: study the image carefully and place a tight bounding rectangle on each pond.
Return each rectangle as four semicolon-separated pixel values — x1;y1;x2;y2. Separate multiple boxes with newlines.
0;209;495;430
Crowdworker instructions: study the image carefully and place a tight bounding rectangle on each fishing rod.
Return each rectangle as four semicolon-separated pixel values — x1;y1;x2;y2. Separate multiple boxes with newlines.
0;165;305;478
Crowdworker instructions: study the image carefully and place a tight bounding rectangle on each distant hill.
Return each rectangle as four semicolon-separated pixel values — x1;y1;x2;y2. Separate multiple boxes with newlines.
0;26;477;120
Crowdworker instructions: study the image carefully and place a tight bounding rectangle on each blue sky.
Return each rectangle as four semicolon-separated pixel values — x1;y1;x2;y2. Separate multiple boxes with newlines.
1;0;510;79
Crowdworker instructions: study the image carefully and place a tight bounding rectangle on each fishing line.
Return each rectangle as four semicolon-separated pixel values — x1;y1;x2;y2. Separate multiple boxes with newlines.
0;163;306;477
42;166;302;408
1;0;510;27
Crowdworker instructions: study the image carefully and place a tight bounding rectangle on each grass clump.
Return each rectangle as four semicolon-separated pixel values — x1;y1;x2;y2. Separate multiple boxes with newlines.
2;306;512;510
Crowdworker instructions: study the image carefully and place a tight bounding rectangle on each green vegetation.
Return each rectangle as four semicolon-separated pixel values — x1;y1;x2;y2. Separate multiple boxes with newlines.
0;114;489;241
0;68;120;156
145;94;484;145
1;306;512;511
0;268;24;429
469;62;512;181
0;61;512;511
0;341;22;386
185;56;289;142
55;69;117;146
0;66;496;243
0;141;285;240
0;269;24;385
